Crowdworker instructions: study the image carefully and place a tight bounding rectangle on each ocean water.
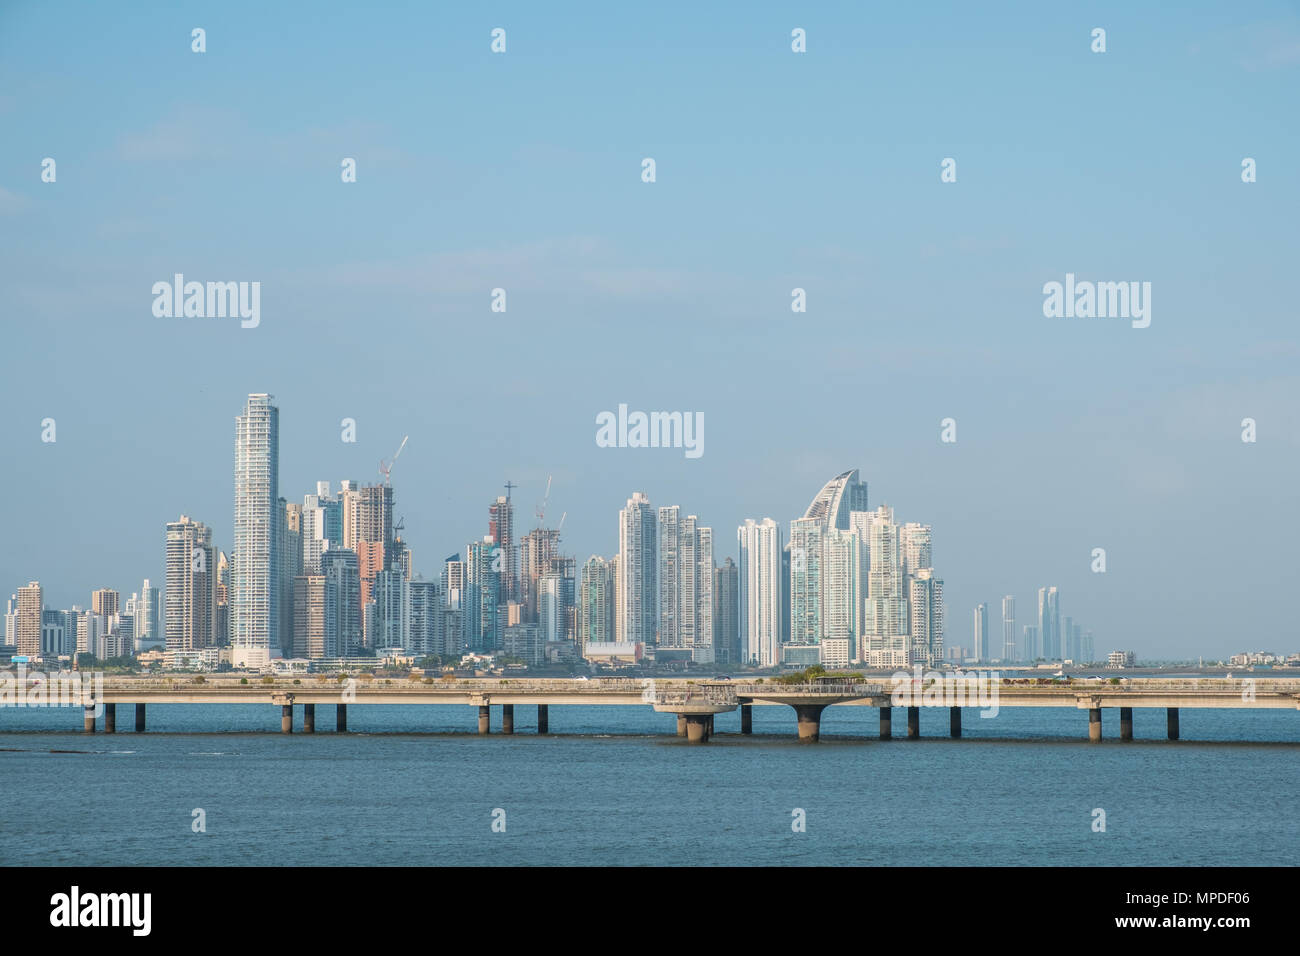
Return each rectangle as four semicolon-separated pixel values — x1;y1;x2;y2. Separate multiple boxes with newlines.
1;703;1296;866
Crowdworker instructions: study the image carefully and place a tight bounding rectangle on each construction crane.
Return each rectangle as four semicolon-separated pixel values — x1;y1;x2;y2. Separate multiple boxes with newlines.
535;475;552;527
379;435;409;485
555;510;567;545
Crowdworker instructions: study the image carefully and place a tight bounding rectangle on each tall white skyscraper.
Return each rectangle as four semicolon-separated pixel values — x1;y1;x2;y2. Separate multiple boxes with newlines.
821;526;863;659
1001;595;1016;662
656;508;714;660
864;507;906;649
908;568;944;666
137;578;161;650
691;523;714;663
737;518;782;667
232;393;279;668
617;492;657;646
657;506;681;647
974;603;989;661
788;517;823;647
1038;586;1059;660
802;470;869;530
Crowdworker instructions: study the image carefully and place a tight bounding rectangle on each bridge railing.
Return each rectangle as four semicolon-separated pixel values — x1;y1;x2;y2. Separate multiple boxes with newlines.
730;682;884;697
654;686;738;706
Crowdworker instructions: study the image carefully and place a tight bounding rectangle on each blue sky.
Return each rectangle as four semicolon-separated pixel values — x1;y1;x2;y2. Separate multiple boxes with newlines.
2;1;1298;658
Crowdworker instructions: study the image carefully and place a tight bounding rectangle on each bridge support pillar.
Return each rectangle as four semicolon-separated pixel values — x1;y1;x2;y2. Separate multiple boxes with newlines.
537;704;549;734
303;703;315;734
336;704;347;732
685;714;711;744
1119;707;1133;741
879;706;892;739
907;706;920;739
281;705;293;734
135;703;146;733
83;705;96;733
676;714;687;737
794;704;827;742
950;706;961;738
1167;707;1179;741
104;703;116;734
1088;707;1102;742
477;705;490;735
740;704;752;734
707;714;714;735
502;704;514;735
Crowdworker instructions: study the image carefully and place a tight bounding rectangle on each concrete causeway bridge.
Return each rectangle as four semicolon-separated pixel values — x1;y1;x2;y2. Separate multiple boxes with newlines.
19;675;1300;743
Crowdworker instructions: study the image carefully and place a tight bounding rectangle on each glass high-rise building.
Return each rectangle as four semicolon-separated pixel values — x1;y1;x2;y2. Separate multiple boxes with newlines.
788;517;823;647
232;393;280;668
578;556;615;654
714;557;739;665
973;603;989;662
1038;586;1059;660
802;469;869;531
617;492;657;647
1001;595;1016;662
737;518;781;667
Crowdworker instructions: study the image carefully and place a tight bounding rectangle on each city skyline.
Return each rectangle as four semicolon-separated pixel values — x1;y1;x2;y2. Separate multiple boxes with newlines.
0;385;1263;662
3;390;1128;667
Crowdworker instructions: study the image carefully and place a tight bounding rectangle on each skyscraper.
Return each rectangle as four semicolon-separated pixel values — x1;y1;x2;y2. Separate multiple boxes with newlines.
714;557;739;665
1038;586;1059;660
802;469;869;531
232;393;280;668
908;568;944;666
279;498;302;656
520;528;561;623
488;493;518;603
973;603;989;662
320;548;362;655
15;582;41;657
91;588;119;621
408;578;442;656
137;578;161;650
864;507;906;657
1023;625;1039;661
821;526;863;659
692;523;714;663
464;537;500;652
655;507;714;660
617;492;656;646
737;518;781;667
788;517;823;648
292;575;327;659
165;515;217;652
1001;595;1016;662
657;506;681;647
578;556;615;654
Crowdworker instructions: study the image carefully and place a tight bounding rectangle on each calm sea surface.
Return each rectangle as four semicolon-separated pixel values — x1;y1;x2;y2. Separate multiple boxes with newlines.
1;703;1296;865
